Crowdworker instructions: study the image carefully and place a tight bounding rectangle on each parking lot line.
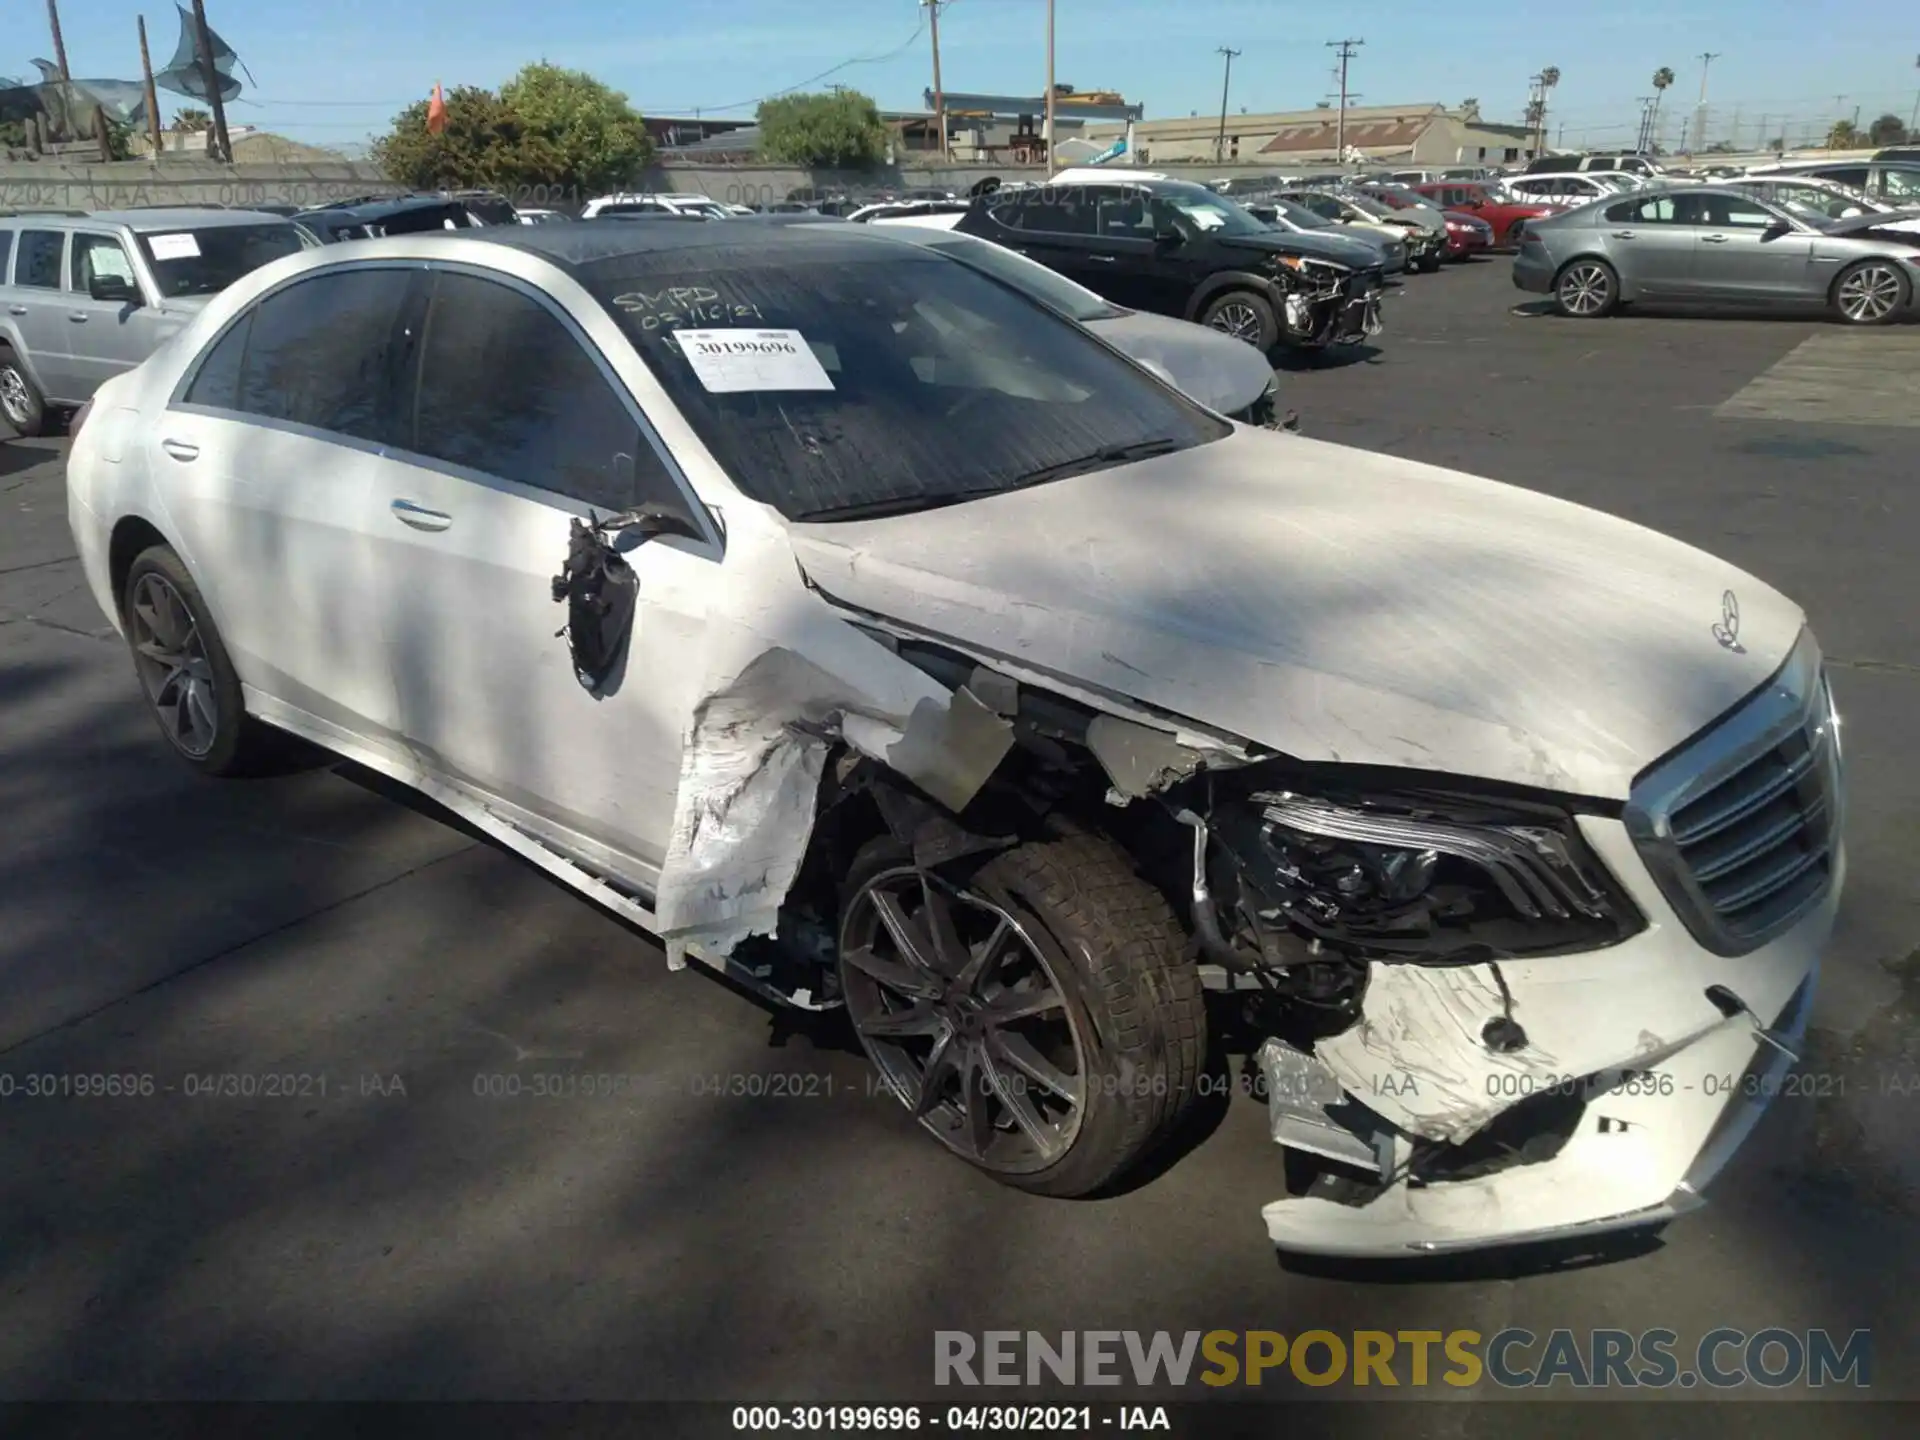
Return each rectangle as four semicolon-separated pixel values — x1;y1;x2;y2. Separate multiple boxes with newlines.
1716;331;1920;427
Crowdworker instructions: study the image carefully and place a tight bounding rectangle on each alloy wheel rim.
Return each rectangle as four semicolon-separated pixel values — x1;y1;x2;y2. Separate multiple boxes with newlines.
1561;264;1610;314
127;572;219;758
1209;302;1265;345
1839;266;1900;322
0;366;30;425
841;865;1088;1175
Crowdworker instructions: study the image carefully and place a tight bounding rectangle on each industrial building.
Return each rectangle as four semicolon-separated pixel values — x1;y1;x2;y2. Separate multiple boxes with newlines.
1083;103;1546;167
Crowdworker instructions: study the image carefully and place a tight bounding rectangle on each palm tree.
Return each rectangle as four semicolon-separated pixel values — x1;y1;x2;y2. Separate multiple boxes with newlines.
172;107;212;133
1828;118;1862;150
1460;97;1481;122
1650;67;1675;150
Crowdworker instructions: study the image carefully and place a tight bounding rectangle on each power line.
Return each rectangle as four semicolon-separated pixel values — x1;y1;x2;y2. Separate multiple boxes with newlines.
668;13;944;115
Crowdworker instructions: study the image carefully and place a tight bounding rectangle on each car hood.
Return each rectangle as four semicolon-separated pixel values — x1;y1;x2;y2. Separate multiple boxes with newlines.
1085;310;1275;415
1215;230;1380;268
1821;207;1920;237
788;427;1804;800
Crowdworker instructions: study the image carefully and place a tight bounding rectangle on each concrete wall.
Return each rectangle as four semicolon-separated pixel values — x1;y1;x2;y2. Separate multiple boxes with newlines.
0;159;403;212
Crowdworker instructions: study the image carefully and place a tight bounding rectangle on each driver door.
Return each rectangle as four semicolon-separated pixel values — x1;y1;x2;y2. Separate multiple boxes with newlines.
64;230;174;399
367;266;720;885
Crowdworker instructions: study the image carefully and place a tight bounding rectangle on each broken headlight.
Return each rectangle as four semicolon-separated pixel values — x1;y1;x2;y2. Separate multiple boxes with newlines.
1208;785;1643;965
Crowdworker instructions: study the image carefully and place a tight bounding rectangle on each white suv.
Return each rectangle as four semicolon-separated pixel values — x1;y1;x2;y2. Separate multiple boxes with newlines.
579;192;732;220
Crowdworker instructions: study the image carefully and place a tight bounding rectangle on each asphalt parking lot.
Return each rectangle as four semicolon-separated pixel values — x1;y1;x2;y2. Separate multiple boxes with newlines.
3;256;1917;1415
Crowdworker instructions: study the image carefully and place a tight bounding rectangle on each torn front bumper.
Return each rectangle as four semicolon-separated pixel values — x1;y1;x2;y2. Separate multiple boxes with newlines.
1257;814;1838;1258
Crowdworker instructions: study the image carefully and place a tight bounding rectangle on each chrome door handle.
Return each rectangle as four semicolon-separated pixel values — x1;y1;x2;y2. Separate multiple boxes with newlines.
1611;230;1637;238
159;438;199;461
69;312;89;323
7;305;27;316
1702;234;1729;243
391;498;452;531
1087;254;1116;262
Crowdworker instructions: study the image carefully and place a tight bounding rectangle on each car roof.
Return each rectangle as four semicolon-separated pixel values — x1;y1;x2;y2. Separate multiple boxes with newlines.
295;195;473;223
8;206;288;230
447;215;942;276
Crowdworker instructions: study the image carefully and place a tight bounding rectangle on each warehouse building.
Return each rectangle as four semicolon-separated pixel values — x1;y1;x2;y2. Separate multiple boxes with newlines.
1083;103;1544;167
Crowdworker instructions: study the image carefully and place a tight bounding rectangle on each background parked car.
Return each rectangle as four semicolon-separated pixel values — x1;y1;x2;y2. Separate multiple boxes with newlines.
1740;160;1920;205
294;195;483;241
1410;180;1557;248
1;206;310;435
1728;175;1896;222
1239;195;1407;274
1280;188;1447;271
1504;173;1637;206
1514;184;1920;325
954;177;1384;351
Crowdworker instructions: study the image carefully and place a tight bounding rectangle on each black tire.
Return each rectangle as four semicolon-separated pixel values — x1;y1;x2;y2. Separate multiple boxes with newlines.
1415;251;1442;274
1199;289;1280;351
839;831;1204;1198
1554;257;1619;318
0;347;51;438
1830;259;1910;326
121;543;271;776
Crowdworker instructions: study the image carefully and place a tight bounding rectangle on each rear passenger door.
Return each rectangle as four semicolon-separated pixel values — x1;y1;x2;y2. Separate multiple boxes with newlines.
1600;193;1697;293
368;265;719;882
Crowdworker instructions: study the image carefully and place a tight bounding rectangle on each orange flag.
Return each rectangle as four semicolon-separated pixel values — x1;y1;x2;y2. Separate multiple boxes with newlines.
426;83;447;135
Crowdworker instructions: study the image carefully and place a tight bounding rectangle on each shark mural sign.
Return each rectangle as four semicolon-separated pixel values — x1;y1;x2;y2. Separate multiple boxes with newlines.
1;5;251;142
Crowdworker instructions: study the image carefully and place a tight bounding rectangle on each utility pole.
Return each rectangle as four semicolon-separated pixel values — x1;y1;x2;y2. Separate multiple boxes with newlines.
924;0;948;160
1214;47;1241;162
45;0;72;81
1526;73;1545;156
1691;52;1720;154
1044;0;1059;176
138;14;165;158
1910;54;1919;135
1635;97;1653;153
1327;39;1363;166
188;0;233;162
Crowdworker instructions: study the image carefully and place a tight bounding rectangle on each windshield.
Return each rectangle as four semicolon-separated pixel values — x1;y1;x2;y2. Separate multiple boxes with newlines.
1338;193;1396;220
1270;197;1334;229
924;236;1122;322
1145;185;1276;237
133;222;307;298
586;245;1228;522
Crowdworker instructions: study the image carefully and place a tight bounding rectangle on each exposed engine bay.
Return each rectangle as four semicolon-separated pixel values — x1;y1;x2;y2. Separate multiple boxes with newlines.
1272;258;1383;348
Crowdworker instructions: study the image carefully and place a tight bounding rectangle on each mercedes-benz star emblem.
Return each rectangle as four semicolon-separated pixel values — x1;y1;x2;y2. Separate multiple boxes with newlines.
1713;590;1745;653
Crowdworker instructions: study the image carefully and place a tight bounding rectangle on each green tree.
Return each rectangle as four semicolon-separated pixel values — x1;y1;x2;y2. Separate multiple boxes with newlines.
756;87;888;167
1827;119;1861;150
172;107;211;132
372;63;652;195
498;62;654;190
1867;113;1908;147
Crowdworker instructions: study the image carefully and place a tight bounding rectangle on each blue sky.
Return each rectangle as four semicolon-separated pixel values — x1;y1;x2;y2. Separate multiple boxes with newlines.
28;0;1920;151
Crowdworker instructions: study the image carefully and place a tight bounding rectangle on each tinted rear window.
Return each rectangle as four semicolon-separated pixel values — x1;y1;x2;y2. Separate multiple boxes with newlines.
582;243;1228;521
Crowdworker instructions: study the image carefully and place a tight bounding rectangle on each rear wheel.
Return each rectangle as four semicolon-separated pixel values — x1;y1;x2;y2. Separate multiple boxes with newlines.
1831;260;1909;326
838;832;1203;1198
121;544;270;776
1200;290;1279;351
1555;258;1618;318
0;348;50;438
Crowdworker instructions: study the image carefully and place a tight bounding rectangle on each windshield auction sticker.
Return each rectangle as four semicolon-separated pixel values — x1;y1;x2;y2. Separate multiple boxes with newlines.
148;233;202;260
674;328;834;393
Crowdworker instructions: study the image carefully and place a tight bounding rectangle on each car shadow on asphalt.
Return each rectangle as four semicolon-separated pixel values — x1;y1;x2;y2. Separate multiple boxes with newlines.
1270;342;1383;372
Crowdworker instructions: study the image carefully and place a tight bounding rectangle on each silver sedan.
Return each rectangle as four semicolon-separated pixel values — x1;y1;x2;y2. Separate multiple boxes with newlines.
1512;185;1920;324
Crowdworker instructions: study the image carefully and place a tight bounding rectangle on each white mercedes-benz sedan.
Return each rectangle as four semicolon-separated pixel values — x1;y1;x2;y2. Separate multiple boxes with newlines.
64;221;1844;1258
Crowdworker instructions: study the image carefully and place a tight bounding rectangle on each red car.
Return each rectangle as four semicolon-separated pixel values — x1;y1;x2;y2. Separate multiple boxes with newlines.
1442;212;1494;259
1410;181;1558;249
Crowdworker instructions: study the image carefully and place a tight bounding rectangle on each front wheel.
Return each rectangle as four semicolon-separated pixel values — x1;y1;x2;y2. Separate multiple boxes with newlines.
1831;260;1910;326
1199;290;1279;351
1555;258;1619;318
838;832;1204;1198
1414;252;1442;274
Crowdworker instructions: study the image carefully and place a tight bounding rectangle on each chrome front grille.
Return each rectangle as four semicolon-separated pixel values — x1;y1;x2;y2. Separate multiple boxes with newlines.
1624;631;1844;956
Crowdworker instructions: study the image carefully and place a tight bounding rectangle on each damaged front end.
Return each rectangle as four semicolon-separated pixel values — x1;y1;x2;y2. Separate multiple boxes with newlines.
1271;257;1384;349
